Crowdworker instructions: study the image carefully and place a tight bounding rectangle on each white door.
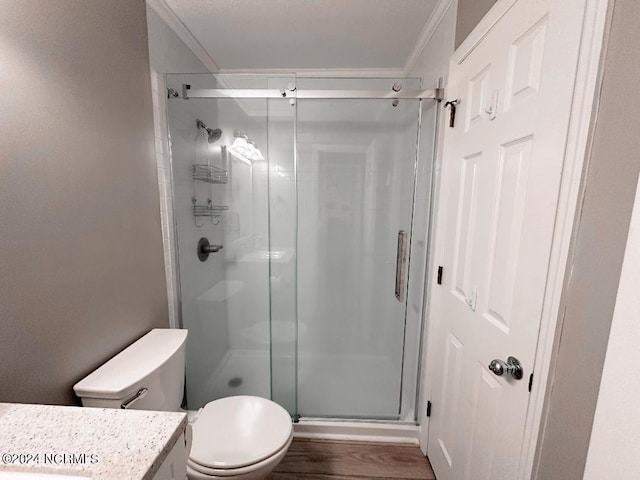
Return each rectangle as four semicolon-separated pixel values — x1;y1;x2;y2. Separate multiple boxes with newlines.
427;1;591;479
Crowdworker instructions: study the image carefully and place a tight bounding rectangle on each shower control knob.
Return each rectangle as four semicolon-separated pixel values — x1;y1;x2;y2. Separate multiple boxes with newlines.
488;356;523;380
197;237;223;262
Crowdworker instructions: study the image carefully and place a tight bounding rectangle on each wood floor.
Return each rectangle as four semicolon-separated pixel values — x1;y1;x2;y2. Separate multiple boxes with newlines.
266;438;436;480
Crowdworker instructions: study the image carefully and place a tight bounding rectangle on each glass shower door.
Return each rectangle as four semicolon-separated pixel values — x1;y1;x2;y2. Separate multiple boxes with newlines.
296;95;420;419
166;74;427;421
166;74;297;412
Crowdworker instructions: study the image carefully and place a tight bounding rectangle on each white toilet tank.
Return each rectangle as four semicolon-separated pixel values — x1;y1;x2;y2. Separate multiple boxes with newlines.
73;328;188;411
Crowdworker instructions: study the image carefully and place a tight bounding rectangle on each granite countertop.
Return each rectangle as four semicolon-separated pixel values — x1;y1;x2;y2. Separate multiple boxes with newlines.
0;403;187;479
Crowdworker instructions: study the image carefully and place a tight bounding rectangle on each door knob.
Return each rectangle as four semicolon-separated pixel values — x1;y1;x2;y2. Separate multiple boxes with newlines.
488;356;523;380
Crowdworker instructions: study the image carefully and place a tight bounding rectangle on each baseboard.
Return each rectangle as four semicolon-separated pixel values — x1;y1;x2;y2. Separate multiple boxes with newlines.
293;419;419;445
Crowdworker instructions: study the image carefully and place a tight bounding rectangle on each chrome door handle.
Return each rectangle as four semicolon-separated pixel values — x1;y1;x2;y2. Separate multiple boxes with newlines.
395;230;408;302
488;356;523;380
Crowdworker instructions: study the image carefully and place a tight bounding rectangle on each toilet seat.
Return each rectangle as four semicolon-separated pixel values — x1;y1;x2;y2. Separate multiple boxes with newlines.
188;395;293;472
187;431;293;478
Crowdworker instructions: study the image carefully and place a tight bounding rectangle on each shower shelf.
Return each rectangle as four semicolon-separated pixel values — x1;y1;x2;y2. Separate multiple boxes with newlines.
192;203;229;218
192;164;228;184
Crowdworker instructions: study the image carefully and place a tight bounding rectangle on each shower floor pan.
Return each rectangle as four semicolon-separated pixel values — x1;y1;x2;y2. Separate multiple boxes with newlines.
206;349;400;419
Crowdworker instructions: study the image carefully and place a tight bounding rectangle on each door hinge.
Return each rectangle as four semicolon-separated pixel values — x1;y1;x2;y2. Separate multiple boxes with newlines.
426;401;432;417
528;373;534;392
437;266;443;285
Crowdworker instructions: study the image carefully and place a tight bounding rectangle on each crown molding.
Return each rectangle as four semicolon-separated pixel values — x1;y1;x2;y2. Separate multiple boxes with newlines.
147;0;456;79
146;0;219;73
403;0;456;76
147;0;451;79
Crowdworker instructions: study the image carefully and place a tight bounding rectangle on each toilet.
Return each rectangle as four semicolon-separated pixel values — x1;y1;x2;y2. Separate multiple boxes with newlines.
73;329;293;480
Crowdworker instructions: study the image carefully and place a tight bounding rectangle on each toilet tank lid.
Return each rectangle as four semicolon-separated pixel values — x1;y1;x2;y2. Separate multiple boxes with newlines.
73;329;188;400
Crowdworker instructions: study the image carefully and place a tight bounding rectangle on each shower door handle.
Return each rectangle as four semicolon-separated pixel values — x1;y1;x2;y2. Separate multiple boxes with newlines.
395;230;408;302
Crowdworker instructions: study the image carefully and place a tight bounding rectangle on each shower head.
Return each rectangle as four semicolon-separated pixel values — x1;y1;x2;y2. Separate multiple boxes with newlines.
196;119;222;143
207;127;222;143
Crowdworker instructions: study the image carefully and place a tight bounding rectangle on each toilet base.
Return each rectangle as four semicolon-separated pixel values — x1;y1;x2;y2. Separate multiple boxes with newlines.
186;431;292;480
186;463;276;480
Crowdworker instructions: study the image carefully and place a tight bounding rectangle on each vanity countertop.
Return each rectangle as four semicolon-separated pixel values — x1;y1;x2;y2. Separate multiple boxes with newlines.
0;403;187;479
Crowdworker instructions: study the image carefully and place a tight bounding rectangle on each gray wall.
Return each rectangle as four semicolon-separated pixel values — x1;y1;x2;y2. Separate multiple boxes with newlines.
535;1;640;478
0;0;168;405
455;0;497;47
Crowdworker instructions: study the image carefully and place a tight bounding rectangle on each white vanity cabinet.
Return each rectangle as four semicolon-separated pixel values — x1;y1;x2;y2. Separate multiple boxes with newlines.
153;432;188;480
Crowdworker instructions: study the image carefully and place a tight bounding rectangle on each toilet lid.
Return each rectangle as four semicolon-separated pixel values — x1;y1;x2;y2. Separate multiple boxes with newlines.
190;395;293;469
187;431;293;477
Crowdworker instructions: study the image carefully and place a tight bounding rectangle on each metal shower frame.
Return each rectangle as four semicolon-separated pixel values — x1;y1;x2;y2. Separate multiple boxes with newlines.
180;83;443;101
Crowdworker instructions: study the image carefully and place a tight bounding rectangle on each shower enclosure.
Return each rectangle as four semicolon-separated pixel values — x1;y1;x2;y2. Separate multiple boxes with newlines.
165;75;437;423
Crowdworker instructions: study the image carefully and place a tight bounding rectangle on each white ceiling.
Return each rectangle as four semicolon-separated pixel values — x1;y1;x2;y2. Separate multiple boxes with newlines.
162;0;439;71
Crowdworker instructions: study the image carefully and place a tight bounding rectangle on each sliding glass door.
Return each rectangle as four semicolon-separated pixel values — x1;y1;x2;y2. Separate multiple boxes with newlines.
295;80;421;418
166;75;424;420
